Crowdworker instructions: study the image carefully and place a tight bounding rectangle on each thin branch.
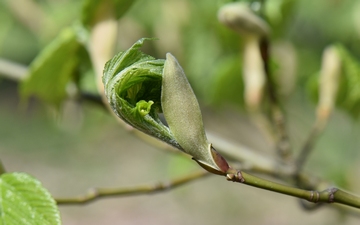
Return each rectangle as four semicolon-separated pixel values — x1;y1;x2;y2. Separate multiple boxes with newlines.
260;38;292;161
55;170;209;205
80;92;106;108
295;122;323;175
295;95;332;175
249;112;277;148
226;169;360;209
0;58;27;81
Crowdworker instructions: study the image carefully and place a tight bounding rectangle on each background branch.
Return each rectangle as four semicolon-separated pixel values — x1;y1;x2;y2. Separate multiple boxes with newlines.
0;58;27;81
260;39;292;161
56;170;209;205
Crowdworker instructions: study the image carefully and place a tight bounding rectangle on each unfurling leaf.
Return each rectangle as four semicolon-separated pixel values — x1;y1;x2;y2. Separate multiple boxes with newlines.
103;38;181;149
103;39;230;175
0;173;61;225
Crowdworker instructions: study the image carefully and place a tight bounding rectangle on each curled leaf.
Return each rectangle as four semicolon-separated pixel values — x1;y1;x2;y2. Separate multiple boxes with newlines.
103;38;181;149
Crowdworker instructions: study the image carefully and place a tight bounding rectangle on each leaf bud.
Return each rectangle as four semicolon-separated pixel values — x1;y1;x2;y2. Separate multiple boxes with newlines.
161;53;229;174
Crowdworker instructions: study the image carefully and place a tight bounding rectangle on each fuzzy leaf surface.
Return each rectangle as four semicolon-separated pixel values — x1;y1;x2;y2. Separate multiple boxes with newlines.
0;173;61;225
103;38;182;150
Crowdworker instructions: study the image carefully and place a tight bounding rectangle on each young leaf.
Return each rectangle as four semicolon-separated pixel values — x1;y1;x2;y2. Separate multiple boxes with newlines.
21;27;81;106
103;38;181;150
0;173;61;225
103;39;230;175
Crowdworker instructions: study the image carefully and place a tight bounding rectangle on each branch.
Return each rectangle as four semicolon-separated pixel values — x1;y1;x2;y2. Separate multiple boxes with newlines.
0;58;27;81
295;122;323;175
226;169;360;209
260;39;292;161
55;170;209;205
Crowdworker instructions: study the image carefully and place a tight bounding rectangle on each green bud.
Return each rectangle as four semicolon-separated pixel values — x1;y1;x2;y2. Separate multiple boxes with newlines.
161;53;229;175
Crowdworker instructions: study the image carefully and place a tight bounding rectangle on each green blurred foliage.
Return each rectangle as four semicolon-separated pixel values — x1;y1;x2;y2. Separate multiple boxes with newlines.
21;27;82;106
81;0;136;28
0;0;360;224
1;0;360;114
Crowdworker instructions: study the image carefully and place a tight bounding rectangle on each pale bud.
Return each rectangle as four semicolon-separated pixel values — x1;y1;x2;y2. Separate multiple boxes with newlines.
317;46;342;123
218;2;270;37
161;53;229;175
218;2;270;110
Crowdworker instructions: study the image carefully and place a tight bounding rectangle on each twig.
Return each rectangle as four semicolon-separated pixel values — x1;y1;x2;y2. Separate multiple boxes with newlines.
249;112;277;148
0;58;27;81
80;92;106;108
226;169;360;209
56;170;209;205
260;38;292;161
295;123;323;175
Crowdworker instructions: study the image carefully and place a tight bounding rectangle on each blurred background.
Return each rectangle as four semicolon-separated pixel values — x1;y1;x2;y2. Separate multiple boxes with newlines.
1;0;360;224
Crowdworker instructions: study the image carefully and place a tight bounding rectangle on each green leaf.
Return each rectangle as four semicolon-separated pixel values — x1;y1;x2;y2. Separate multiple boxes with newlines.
81;0;136;28
103;38;182;150
0;173;61;225
21;27;81;106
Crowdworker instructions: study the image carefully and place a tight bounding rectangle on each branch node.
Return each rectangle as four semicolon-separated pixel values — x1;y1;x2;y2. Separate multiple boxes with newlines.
309;190;320;203
328;187;338;203
226;170;245;183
